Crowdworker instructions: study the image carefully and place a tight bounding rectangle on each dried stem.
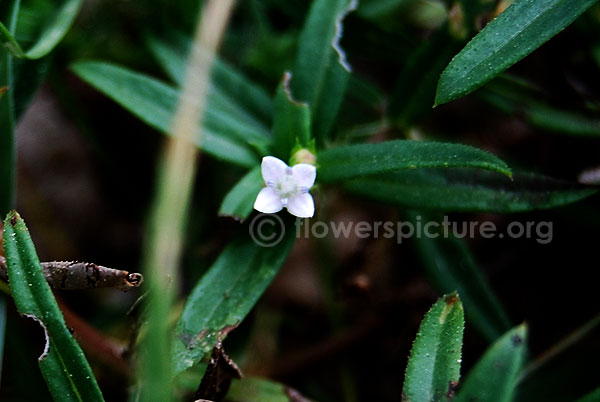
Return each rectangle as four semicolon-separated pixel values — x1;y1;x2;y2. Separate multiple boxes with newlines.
138;0;237;400
0;255;142;291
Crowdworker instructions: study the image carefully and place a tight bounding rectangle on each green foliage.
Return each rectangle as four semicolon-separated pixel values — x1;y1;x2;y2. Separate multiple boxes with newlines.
291;0;356;144
226;377;297;402
172;227;296;375
272;73;311;159
2;211;104;402
344;169;596;212
454;325;528;402
402;292;465;402
411;219;511;341
318;140;512;183
70;61;264;167
2;0;599;399
480;79;600;137
576;387;600;402
0;0;82;59
219;166;263;221
436;0;598;105
146;35;274;125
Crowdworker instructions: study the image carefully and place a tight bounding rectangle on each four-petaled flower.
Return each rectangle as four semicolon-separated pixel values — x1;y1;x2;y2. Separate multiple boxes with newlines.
254;156;316;218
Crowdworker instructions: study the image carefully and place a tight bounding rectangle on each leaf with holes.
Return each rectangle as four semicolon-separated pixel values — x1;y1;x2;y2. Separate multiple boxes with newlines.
3;211;104;402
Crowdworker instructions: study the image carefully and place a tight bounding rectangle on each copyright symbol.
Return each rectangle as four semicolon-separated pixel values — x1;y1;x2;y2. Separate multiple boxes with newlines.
249;213;285;247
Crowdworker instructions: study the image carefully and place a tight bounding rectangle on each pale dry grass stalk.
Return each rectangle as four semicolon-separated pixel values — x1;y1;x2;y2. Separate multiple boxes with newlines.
139;1;236;400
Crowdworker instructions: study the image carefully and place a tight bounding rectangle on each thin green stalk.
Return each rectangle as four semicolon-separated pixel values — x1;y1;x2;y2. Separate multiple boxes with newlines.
137;1;236;401
517;313;600;384
0;0;21;386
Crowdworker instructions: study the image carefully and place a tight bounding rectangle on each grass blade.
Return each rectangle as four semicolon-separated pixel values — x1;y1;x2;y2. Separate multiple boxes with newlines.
3;211;104;402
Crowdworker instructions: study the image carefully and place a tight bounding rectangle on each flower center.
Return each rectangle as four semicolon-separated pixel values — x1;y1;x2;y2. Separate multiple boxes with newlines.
273;168;298;200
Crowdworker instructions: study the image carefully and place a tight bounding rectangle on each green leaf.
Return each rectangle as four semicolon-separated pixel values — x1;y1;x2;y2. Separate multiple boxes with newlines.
227;377;303;402
172;226;296;375
0;0;82;59
144;37;270;139
576;387;600;402
455;324;528;402
402;292;465;402
70;61;263;168
272;72;311;159
435;0;597;105
410;216;511;341
318;140;511;183
219;167;263;221
2;211;104;402
345;169;596;212
291;0;357;143
146;35;274;126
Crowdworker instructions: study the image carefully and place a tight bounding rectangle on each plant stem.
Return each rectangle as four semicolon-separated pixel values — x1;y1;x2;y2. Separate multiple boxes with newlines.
137;1;236;401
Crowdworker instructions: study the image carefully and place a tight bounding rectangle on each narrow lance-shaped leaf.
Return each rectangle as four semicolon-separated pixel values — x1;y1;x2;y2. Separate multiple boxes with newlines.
409;213;511;342
146;35;273;125
272;72;311;159
218;167;263;222
402;292;465;402
0;0;82;59
71;61;264;167
172;225;296;375
291;0;357;143
435;0;598;105
3;211;104;402
143;37;270;139
455;324;528;402
344;169;596;213
318;140;512;183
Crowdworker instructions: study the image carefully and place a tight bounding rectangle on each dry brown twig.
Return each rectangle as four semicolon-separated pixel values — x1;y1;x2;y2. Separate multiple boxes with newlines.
0;255;143;291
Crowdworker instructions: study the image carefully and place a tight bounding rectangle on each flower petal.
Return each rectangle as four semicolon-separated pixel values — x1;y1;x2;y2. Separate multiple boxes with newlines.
286;193;315;218
292;163;316;188
254;187;283;213
261;156;288;184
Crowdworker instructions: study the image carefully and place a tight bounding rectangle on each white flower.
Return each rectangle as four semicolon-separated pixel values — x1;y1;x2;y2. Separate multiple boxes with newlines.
254;156;316;218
